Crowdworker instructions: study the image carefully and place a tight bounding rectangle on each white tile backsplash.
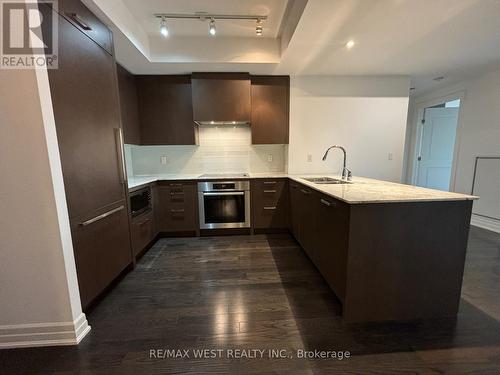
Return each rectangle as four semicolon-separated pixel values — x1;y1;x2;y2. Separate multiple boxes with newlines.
127;125;287;176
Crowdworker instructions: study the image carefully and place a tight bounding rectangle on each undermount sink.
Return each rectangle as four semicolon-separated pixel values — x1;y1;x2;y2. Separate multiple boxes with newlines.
302;177;351;184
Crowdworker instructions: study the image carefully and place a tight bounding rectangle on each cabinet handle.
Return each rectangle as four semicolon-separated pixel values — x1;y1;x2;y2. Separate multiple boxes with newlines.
170;192;184;195
320;198;336;207
169;183;182;187
300;189;311;195
263;190;276;193
170;209;185;213
139;218;152;226
263;206;277;210
66;13;92;30
290;184;298;189
114;128;126;184
263;181;276;185
203;192;245;196
80;205;124;226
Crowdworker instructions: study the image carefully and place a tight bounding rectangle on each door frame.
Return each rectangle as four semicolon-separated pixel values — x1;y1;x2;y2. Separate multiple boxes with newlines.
409;90;466;191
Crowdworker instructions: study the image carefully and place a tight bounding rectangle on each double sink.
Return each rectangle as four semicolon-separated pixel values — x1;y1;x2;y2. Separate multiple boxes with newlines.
302;177;352;185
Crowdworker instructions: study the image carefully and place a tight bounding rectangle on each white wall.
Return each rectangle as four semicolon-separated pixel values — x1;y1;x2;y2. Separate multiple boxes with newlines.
288;76;411;181
127;125;287;176
405;66;500;232
0;68;89;348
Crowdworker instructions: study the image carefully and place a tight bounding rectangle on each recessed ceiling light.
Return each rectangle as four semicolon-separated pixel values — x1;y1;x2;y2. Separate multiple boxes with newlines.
209;18;216;36
346;40;355;49
160;18;168;37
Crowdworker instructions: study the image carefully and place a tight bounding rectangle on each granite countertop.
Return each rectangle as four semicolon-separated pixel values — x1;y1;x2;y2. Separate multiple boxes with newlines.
127;173;478;204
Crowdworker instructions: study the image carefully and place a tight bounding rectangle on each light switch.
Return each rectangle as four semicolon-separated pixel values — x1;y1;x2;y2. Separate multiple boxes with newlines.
307;154;312;162
160;156;168;165
267;154;273;162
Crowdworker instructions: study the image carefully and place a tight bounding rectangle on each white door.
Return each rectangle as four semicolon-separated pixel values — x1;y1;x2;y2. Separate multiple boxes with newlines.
416;107;459;191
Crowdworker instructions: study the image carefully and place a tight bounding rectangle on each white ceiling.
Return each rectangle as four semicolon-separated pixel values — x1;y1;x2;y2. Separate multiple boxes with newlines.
86;0;500;95
122;0;287;38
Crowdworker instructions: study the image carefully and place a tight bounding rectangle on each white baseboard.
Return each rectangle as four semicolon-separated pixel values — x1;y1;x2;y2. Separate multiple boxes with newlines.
471;214;500;234
0;313;91;349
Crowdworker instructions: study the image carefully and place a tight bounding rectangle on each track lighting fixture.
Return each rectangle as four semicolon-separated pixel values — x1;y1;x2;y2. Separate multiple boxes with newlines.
154;13;267;37
209;18;216;36
159;17;168;37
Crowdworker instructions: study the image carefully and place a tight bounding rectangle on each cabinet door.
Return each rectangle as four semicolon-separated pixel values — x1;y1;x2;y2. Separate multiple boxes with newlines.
117;64;140;145
48;15;125;220
316;195;350;302
251;76;289;144
297;186;317;261
137;75;197;145
71;203;132;308
131;210;155;257
56;0;113;55
289;182;301;239
191;73;251;122
155;183;198;232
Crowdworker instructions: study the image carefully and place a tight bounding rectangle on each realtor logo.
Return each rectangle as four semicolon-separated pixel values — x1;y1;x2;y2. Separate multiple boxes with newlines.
1;0;58;69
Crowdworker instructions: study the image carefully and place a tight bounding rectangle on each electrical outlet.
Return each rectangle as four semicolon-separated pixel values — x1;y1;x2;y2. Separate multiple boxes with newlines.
388;152;394;161
267;154;273;162
307;154;312;162
160;156;168;165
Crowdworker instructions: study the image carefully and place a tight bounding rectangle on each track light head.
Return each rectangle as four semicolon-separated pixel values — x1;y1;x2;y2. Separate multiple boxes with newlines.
160;17;168;37
209;18;216;36
256;19;263;36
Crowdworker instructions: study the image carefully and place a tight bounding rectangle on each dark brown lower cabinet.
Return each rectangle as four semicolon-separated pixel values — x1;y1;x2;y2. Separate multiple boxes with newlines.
251;179;288;230
71;203;131;308
155;182;198;234
296;186;318;262
315;194;350;303
130;210;155;257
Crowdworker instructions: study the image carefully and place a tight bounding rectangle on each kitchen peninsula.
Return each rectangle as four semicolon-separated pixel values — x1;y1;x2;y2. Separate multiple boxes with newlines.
128;174;477;323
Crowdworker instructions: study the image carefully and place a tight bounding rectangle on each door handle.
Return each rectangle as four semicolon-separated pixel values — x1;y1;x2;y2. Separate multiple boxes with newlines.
66;13;92;30
114;128;126;184
300;189;311;195
263;190;276;193
263;181;276;185
170;209;185;213
203;192;245;196
80;206;124;226
320;199;336;207
263;206;277;210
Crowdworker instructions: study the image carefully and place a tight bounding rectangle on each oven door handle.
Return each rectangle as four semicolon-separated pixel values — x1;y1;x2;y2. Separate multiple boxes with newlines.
203;191;245;196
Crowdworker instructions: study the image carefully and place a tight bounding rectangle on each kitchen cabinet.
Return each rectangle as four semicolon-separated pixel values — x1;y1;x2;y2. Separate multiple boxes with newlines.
297;186;318;262
251;179;288;231
137;75;198;145
155;182;198;234
315;194;350;302
56;0;113;55
130;210;155;257
191;73;251;123
71;204;131;307
117;64;141;145
289;181;301;239
251;76;290;144
46;3;132;309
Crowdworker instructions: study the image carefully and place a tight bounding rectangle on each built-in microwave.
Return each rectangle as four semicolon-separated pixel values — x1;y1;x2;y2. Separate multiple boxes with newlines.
130;187;152;217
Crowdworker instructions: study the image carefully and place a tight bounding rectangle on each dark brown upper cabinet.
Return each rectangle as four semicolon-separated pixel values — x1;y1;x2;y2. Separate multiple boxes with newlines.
137;75;198;145
251;75;290;144
56;0;113;55
191;73;251;124
116;64;140;145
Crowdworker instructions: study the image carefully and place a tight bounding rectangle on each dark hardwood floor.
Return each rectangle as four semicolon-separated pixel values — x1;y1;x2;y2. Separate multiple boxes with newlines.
2;227;500;374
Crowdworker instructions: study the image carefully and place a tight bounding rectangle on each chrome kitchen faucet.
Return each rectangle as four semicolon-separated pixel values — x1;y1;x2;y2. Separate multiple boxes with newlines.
322;145;352;181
